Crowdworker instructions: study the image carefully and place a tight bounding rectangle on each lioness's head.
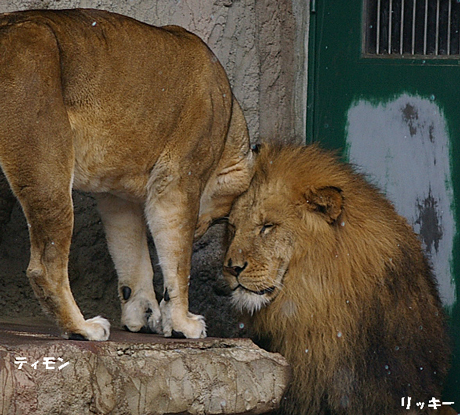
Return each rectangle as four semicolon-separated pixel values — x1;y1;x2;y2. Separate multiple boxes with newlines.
223;144;345;314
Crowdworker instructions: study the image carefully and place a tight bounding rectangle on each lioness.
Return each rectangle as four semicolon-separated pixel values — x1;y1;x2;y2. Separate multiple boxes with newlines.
224;144;452;414
0;9;255;341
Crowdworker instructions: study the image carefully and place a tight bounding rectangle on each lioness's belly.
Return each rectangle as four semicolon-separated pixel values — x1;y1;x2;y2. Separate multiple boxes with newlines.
69;114;154;201
72;162;150;201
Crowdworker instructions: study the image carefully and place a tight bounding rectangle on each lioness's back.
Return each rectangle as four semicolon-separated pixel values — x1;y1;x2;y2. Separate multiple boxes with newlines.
0;8;230;129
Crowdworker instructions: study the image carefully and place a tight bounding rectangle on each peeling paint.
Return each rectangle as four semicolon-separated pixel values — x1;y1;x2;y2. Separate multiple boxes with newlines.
401;103;419;137
415;188;443;254
346;94;456;307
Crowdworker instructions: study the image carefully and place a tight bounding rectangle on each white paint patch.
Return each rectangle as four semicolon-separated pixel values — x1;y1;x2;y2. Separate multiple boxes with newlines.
346;94;456;307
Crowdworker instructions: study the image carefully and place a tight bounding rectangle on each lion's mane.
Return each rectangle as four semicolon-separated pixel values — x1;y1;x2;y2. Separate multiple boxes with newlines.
224;144;451;414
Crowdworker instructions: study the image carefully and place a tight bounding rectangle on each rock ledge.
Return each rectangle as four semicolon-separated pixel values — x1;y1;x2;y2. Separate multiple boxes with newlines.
0;319;290;415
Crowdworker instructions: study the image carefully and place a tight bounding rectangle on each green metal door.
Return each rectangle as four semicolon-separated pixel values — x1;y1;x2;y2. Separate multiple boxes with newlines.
307;0;460;407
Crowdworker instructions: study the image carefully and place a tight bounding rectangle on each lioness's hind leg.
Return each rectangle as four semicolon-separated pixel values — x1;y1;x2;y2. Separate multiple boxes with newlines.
0;21;109;340
96;194;161;334
7;178;110;341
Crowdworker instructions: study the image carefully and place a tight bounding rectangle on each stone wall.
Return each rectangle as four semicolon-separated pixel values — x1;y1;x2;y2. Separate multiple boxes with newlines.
0;0;309;338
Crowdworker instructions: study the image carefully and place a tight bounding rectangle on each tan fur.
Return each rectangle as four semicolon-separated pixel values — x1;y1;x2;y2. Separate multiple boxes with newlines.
0;9;255;340
224;144;452;414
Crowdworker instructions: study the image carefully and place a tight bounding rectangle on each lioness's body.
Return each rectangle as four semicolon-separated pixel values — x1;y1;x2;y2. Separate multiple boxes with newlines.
224;145;451;414
0;9;254;340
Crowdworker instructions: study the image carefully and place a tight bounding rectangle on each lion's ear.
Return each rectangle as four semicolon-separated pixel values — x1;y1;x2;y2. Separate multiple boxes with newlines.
303;186;343;224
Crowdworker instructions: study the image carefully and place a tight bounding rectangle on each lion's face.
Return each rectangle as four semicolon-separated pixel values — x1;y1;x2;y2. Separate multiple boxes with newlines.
223;148;343;314
223;186;294;314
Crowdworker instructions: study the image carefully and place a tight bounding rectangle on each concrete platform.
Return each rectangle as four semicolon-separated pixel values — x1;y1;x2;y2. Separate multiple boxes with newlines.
0;319;290;415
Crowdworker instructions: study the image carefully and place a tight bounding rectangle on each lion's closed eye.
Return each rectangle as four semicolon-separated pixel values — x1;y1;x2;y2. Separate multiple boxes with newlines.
260;223;275;235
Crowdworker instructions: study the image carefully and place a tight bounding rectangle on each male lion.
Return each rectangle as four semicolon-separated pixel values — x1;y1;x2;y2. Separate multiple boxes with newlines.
0;9;255;341
224;144;452;414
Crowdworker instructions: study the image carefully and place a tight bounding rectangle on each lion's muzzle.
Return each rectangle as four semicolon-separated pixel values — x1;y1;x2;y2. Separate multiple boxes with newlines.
223;259;248;277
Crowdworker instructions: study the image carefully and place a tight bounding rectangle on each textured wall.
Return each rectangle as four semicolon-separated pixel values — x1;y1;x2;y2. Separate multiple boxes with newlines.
0;0;309;337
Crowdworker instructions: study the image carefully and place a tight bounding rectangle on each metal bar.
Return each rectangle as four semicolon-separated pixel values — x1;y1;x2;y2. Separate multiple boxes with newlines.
389;0;393;53
423;0;428;55
435;0;440;55
377;0;381;54
412;0;417;54
447;0;452;55
400;0;405;54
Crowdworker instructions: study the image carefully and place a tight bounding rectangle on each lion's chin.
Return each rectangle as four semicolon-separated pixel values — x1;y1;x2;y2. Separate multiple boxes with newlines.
231;287;272;315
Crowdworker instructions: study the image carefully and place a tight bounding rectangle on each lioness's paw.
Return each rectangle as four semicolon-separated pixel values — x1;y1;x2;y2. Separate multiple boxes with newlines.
122;296;162;334
160;299;207;339
65;316;111;341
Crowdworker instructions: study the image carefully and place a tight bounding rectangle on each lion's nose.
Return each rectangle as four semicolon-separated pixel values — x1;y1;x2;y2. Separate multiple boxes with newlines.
224;258;248;277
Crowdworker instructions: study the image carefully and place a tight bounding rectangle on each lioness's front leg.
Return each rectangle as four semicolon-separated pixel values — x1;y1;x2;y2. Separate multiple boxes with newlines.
145;175;206;339
96;194;161;333
0;25;110;340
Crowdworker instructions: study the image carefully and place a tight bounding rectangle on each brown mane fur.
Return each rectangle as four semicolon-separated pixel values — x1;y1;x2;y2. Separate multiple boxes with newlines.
224;144;451;414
